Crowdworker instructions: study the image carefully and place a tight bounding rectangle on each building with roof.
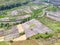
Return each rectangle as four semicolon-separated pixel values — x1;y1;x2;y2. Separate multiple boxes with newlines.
4;26;20;41
12;19;53;41
0;29;4;41
22;19;53;38
0;29;4;37
46;11;60;21
0;19;53;41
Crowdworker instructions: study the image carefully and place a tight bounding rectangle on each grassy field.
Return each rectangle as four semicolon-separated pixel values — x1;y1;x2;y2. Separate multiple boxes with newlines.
0;41;9;45
37;16;60;33
0;15;5;18
46;5;60;11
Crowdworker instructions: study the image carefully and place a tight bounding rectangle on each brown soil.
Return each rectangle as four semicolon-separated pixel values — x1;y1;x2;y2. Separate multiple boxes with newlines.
11;40;38;45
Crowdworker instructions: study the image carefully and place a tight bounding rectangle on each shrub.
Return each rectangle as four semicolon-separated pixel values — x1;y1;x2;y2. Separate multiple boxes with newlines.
28;33;53;40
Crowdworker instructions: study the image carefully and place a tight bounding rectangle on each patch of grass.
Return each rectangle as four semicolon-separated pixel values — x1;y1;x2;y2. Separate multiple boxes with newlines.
30;23;35;28
46;5;60;11
28;33;53;39
24;43;34;45
0;41;9;45
0;16;4;18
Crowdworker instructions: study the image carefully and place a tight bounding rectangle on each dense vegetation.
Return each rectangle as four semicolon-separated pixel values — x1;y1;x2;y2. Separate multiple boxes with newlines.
28;33;53;39
0;0;33;10
0;0;31;6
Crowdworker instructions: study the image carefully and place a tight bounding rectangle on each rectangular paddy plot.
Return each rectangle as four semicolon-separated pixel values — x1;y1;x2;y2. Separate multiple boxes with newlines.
4;26;20;41
22;19;53;38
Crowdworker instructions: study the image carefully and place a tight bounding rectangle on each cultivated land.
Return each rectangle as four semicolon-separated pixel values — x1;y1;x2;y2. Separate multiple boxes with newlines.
0;0;60;45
